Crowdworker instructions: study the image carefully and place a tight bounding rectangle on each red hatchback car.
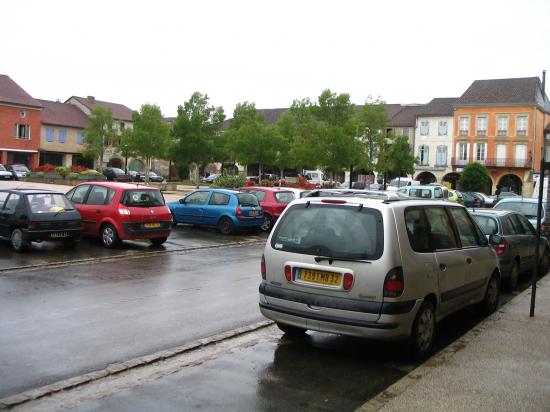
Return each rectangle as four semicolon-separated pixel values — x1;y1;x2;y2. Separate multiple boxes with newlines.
65;182;172;248
238;187;296;231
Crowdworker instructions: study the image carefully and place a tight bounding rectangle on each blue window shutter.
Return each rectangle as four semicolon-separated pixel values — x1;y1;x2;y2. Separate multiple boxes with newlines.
46;128;54;142
59;129;67;143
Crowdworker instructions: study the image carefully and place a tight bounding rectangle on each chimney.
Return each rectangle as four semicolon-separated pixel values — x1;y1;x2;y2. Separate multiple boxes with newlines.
542;70;546;94
87;96;95;104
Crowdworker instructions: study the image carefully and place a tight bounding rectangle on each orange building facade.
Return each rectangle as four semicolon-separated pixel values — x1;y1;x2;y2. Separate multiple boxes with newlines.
451;77;550;196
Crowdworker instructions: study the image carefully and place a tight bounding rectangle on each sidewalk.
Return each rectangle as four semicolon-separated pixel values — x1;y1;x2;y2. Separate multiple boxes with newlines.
359;276;550;412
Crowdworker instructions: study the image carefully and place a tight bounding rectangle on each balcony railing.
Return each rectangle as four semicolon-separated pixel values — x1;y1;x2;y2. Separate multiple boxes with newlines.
451;157;532;168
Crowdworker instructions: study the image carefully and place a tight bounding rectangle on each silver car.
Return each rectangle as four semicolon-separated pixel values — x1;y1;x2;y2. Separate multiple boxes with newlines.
259;197;501;358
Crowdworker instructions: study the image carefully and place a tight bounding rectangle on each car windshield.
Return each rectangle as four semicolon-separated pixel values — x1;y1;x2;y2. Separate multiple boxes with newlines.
472;215;499;235
121;190;165;207
111;168;126;175
494;202;539;219
237;193;259;206
274;192;296;203
271;203;383;260
27;193;74;213
13;165;30;172
0;165;6;171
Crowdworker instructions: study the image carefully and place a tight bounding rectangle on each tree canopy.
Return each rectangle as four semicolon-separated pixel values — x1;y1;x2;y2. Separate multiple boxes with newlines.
171;92;225;182
82;106;116;170
458;163;491;192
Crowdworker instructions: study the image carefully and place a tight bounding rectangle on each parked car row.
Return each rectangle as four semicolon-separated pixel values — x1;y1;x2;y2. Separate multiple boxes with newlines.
0;163;31;180
103;167;165;183
0;184;303;252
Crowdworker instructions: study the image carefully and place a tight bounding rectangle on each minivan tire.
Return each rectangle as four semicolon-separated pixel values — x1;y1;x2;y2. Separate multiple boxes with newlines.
409;300;435;359
476;273;500;316
101;224;120;248
276;322;307;336
11;228;29;252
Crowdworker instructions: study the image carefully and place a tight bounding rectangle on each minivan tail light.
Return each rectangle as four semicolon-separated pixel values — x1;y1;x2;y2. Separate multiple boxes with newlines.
384;267;404;298
236;207;243;217
343;273;353;290
321;199;347;204
261;255;266;280
284;265;292;282
493;238;509;256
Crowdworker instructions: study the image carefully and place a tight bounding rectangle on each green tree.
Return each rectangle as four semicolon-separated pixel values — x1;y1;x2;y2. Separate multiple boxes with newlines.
458;163;491;192
388;135;417;179
285;98;323;170
82;106;116;171
227;102;280;177
117;128;137;173
314;89;357;173
124;104;171;183
355;97;389;172
172;92;225;184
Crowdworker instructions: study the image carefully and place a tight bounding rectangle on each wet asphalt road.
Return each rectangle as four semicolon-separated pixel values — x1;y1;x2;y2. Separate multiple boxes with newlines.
0;237;266;399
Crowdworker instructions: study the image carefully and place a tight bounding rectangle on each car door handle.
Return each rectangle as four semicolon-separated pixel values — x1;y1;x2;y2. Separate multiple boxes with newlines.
466;257;472;264
439;263;447;271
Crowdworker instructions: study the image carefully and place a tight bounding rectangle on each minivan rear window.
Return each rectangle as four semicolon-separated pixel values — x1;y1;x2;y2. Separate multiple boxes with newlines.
271;203;383;260
121;190;164;207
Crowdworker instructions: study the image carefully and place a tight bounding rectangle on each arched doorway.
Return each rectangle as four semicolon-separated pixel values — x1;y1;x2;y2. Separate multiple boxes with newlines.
498;174;523;195
442;172;460;189
129;158;145;172
108;157;123;168
416;171;436;185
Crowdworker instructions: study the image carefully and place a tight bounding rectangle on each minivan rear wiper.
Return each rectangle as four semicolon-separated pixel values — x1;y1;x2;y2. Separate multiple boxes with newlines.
314;255;372;264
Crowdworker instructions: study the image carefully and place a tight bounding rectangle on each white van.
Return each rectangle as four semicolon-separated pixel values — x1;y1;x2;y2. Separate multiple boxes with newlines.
303;170;326;186
386;177;420;191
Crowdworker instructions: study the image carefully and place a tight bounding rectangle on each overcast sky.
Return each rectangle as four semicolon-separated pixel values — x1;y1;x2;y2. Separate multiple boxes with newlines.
2;0;549;117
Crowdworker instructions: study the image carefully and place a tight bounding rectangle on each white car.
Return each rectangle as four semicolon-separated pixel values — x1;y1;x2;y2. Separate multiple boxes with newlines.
0;164;14;180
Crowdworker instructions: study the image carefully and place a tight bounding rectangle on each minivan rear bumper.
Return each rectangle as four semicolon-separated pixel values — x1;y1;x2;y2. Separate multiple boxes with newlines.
259;284;421;340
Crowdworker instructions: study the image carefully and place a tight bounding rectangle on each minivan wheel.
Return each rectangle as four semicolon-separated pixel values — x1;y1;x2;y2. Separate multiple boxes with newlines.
218;217;235;235
11;229;29;252
277;322;307;336
409;301;435;359
504;262;519;292
261;215;273;232
476;273;500;316
101;224;120;248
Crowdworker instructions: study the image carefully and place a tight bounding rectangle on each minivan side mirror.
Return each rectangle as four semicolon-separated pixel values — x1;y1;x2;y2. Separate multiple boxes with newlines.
179;198;185;204
489;234;503;246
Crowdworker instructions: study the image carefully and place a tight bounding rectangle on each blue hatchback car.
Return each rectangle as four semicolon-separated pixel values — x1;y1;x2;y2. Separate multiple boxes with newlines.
167;189;263;234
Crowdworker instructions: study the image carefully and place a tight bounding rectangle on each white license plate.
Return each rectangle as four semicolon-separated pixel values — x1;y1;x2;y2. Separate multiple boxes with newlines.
50;232;69;238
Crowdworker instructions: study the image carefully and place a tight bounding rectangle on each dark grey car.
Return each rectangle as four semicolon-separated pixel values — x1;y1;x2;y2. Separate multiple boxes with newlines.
471;209;550;291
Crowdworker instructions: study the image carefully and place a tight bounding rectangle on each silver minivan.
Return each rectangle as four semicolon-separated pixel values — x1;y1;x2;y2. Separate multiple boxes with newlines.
259;197;501;358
